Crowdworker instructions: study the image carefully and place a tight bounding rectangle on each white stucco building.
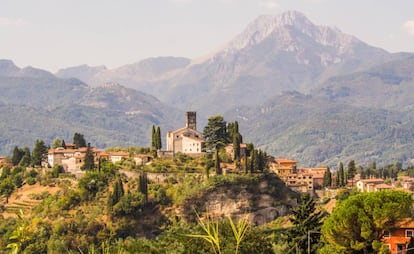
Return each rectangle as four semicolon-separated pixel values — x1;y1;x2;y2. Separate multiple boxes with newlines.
166;112;205;155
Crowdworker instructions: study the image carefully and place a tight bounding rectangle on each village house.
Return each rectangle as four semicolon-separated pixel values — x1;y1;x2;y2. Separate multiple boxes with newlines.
356;178;386;192
269;158;297;176
269;158;327;193
48;146;101;174
285;172;314;192
166;112;205;156
382;218;414;253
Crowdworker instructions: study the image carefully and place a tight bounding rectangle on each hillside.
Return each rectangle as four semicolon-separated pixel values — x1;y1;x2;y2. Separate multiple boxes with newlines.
0;153;298;253
1;11;414;168
0;63;181;155
225;92;414;167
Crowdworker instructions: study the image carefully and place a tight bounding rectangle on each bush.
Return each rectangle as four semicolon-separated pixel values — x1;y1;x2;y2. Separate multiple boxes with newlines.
26;177;37;185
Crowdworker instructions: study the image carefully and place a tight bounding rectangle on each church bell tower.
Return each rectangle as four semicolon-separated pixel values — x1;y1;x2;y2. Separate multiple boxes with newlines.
186;111;197;130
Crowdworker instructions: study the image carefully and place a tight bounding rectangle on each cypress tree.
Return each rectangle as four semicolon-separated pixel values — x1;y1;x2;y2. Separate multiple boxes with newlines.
338;162;345;187
347;160;356;186
156;126;162;150
215;149;222;175
151;125;156;150
233;133;241;161
83;143;95;170
139;173;148;203
244;154;248;174
323;167;332;187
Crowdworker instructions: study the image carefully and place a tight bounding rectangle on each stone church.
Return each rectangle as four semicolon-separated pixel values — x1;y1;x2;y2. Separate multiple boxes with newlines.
166;112;205;155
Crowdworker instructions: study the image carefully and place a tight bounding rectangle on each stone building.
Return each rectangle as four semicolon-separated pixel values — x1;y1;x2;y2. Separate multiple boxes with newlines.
166;112;205;155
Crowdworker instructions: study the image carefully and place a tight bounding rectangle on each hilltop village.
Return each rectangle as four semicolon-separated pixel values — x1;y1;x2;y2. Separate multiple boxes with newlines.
1;112;414;253
44;112;414;195
44;112;330;193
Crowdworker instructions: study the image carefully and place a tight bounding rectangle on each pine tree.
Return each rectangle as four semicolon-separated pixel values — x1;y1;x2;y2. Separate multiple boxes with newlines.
11;146;24;166
73;133;86;148
19;147;31;167
61;139;66;149
203;115;228;151
286;193;326;253
31;140;48;166
52;137;63;149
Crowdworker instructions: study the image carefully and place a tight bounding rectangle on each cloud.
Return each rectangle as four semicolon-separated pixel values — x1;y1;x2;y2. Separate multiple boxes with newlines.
259;0;280;10
403;20;414;36
0;17;28;27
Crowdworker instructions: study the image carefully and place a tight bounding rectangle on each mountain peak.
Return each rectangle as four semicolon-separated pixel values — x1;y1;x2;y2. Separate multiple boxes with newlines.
0;59;19;76
223;11;316;52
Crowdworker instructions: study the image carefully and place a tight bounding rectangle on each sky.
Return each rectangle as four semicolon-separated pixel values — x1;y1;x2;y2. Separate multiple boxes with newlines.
1;0;414;72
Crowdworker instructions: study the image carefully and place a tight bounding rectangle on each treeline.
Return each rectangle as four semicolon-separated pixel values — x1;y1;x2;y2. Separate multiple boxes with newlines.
202;115;270;175
322;159;411;188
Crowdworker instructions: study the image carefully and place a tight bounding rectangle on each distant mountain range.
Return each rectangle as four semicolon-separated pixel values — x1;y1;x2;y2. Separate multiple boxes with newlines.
2;11;414;167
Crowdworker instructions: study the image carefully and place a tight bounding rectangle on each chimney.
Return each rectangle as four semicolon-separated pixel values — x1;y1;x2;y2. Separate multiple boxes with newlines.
186;111;197;130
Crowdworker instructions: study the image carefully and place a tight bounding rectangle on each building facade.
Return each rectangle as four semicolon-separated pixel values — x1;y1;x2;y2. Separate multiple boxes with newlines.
166;112;205;155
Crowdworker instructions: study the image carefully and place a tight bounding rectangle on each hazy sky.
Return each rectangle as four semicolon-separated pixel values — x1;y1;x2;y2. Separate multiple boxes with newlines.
1;0;414;72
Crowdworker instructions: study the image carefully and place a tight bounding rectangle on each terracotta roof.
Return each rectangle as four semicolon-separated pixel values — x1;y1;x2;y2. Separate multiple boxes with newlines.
374;183;394;190
108;151;130;156
397;218;414;228
358;178;384;183
275;158;296;164
383;236;410;244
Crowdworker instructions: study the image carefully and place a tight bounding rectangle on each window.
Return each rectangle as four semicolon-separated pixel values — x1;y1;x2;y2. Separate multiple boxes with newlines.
406;230;413;237
383;231;390;238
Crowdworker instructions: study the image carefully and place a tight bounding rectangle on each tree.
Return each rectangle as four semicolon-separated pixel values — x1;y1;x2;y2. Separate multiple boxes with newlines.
138;173;148;203
112;177;125;205
11;146;24;166
31;140;48;167
338;162;345;187
82;143;95;171
251;149;258;173
286;193;326;253
52;137;63;149
322;190;412;253
347;160;357;186
243;154;249;174
73;133;86;148
233;133;242;161
203;115;228;151
0;178;15;203
215;149;222;175
151;125;156;150
156;126;162;150
19;147;31;167
323;167;332;188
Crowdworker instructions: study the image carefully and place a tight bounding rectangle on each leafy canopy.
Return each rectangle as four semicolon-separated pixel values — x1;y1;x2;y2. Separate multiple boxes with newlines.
321;190;412;253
